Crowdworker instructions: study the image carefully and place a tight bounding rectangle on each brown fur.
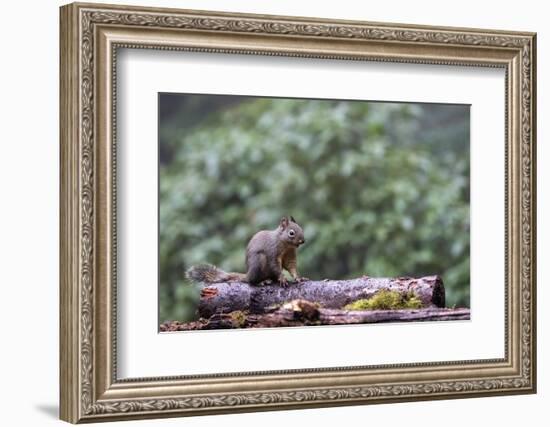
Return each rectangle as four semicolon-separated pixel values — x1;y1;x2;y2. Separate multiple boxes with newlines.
186;216;305;286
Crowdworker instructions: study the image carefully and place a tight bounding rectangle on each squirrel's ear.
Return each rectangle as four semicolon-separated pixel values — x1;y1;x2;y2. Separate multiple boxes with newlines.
280;216;289;229
290;215;297;223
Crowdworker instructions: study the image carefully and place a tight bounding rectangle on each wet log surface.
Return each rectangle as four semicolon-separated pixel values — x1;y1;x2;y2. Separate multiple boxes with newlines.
196;275;445;318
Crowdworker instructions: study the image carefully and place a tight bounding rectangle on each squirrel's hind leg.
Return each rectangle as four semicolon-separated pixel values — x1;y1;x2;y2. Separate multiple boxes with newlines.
246;253;269;285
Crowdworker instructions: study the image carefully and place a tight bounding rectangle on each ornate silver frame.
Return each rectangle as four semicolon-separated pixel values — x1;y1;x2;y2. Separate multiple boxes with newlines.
60;2;536;423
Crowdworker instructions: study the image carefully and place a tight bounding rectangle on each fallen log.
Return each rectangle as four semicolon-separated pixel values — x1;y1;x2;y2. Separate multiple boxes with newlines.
160;304;470;331
196;275;445;318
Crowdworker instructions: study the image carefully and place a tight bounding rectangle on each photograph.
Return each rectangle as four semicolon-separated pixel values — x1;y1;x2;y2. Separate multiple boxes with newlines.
158;93;471;332
58;2;536;422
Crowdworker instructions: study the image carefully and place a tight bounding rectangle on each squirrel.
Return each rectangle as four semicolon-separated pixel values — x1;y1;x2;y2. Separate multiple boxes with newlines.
186;216;306;286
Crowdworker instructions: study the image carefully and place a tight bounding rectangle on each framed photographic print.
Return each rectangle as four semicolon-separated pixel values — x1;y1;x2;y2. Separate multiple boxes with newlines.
60;2;537;423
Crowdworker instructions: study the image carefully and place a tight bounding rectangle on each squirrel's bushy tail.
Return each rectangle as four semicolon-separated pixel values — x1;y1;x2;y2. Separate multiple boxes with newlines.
185;264;247;284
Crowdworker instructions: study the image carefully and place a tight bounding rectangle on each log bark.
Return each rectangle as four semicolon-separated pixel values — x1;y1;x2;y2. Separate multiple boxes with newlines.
197;275;445;318
160;305;470;331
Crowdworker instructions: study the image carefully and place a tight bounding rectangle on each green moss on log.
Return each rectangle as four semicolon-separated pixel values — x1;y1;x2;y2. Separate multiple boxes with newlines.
344;290;423;311
229;310;247;327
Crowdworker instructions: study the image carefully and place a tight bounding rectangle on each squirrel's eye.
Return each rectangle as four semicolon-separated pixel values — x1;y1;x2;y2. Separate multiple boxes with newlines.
288;230;295;237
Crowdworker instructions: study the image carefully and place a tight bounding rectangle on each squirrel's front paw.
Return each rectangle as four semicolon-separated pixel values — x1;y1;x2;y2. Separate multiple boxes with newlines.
278;275;289;287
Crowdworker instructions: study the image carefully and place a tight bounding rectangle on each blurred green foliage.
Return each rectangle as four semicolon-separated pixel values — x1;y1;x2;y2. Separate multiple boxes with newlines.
159;95;470;322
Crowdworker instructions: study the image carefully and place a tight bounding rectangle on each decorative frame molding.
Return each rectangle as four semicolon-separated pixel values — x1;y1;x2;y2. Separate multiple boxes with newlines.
60;2;536;423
